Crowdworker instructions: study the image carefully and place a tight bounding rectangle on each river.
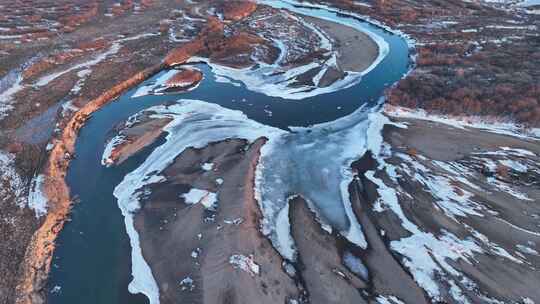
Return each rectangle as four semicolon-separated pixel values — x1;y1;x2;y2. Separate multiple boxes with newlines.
47;1;411;303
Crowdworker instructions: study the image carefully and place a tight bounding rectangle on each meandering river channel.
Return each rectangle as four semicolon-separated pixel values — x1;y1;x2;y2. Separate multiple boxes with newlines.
47;2;411;303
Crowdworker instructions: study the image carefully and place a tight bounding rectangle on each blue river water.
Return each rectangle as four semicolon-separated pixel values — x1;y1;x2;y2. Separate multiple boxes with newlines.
47;3;411;304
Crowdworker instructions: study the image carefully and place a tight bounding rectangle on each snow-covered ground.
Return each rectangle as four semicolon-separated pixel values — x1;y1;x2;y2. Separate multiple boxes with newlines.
27;174;48;217
0;33;159;123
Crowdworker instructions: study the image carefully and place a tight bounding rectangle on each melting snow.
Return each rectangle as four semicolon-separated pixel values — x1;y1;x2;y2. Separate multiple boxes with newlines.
386;105;540;140
188;0;390;100
201;162;214;171
27;174;48;217
229;254;260;276
0;151;25;207
181;188;218;209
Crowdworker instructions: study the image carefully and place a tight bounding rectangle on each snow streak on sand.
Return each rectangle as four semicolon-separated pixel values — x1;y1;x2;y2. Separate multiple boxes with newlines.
0;66;25;121
386;105;540;140
182;188;218;209
0;151;26;207
102;135;127;166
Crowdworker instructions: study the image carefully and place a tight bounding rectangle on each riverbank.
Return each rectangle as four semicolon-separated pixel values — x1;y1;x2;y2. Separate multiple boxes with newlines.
15;62;166;304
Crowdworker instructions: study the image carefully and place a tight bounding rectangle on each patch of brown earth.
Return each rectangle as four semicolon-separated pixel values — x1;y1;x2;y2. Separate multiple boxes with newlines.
289;196;367;304
303;16;379;73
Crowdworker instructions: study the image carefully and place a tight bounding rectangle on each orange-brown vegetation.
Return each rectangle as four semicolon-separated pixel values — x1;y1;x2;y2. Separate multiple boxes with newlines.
387;37;540;126
222;1;257;22
110;0;134;16
164;69;203;88
165;13;270;68
164;39;205;66
58;2;98;28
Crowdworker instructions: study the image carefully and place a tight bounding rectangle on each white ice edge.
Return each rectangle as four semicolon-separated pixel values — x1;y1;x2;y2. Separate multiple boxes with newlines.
386;105;540;141
131;67;202;98
101;134;127;166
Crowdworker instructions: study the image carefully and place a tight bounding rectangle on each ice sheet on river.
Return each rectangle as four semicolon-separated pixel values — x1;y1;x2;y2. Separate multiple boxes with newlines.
112;99;384;302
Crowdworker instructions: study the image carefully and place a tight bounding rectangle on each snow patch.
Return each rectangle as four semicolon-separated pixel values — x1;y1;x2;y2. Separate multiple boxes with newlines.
229;254;260;276
27;174;48;217
181;188;218;209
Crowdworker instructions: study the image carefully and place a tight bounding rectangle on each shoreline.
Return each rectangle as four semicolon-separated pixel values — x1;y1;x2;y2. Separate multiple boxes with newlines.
302;15;379;73
15;62;166;304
